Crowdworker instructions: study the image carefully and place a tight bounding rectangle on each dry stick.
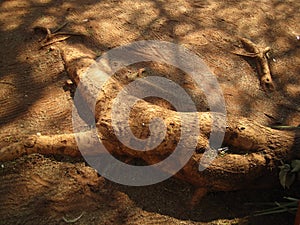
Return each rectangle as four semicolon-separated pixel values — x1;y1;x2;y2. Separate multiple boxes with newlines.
40;36;71;48
34;22;85;49
232;38;275;91
52;21;68;33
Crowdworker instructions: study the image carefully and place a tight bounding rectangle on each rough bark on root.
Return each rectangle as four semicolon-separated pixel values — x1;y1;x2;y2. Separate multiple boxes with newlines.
1;44;299;195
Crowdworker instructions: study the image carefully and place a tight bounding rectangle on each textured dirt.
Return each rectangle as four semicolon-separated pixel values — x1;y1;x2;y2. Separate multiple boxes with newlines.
0;0;300;224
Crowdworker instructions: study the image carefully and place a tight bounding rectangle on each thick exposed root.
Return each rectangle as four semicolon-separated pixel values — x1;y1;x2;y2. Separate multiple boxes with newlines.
1;43;299;196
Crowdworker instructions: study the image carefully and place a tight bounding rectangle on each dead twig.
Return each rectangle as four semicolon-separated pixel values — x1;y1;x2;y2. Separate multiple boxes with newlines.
270;125;300;130
40;36;71;48
232;37;275;91
34;22;85;49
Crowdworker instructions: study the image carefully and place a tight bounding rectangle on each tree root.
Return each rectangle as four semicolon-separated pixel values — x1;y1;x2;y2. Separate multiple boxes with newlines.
2;44;299;194
1;42;299;204
0;133;80;161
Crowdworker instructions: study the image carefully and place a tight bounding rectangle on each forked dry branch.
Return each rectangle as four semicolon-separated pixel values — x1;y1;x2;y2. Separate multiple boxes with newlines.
33;22;85;49
232;37;275;91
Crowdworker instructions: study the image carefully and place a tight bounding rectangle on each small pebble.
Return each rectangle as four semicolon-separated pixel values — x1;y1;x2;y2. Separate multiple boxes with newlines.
272;58;276;62
1;164;4;169
296;35;300;40
218;147;229;153
36;132;41;136
82;19;89;22
66;79;73;85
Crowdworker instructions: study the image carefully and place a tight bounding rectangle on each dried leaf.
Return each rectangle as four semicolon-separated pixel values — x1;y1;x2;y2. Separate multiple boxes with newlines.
285;172;296;189
279;164;291;188
291;160;300;173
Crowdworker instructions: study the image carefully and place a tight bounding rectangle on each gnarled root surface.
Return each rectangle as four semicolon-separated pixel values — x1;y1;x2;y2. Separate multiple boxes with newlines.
1;45;299;194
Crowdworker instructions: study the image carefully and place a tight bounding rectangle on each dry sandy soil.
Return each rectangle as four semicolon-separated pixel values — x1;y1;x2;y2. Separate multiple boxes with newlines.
0;0;300;224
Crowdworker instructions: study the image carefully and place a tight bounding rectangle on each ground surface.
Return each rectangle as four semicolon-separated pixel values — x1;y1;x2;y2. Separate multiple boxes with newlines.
0;0;300;224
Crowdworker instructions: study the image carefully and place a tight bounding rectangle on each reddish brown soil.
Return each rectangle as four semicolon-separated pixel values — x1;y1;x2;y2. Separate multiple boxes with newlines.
0;0;299;224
